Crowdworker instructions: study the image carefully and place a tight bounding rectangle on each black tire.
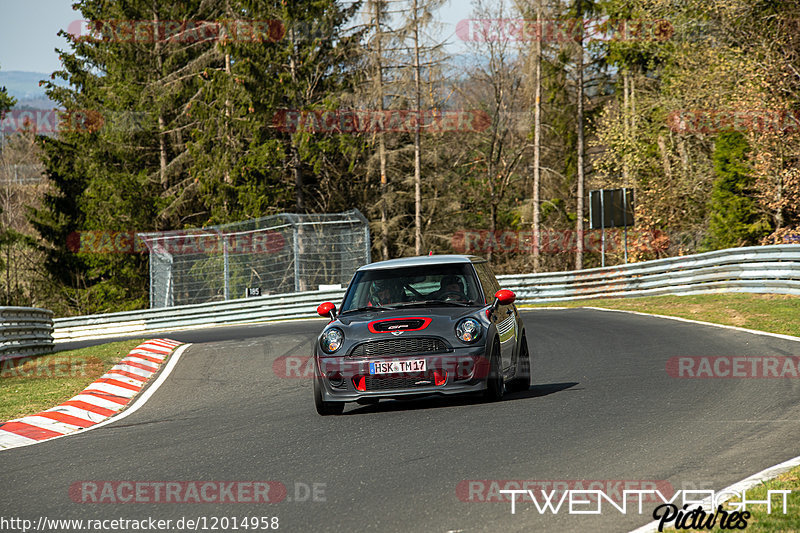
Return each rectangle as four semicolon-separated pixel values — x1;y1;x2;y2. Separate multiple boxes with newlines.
482;340;504;402
507;334;531;393
314;376;345;416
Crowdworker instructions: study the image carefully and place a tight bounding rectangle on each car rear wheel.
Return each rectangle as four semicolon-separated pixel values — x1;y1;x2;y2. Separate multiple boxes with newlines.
482;340;504;402
314;376;345;416
507;333;531;393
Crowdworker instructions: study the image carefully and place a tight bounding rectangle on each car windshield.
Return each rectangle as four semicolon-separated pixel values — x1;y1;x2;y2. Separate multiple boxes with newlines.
340;263;483;312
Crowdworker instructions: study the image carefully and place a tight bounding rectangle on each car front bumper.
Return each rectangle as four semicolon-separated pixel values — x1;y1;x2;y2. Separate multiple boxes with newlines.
315;347;491;402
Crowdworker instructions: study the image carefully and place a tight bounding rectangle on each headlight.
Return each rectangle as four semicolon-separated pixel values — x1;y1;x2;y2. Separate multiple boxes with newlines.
456;318;481;343
321;328;344;353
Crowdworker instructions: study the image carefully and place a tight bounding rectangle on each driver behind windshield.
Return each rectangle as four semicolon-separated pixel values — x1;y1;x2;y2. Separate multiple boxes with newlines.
368;279;403;307
435;275;465;300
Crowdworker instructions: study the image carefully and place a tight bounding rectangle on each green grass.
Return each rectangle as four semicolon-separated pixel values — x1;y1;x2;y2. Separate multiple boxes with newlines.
525;293;800;338
0;339;148;422
663;469;800;532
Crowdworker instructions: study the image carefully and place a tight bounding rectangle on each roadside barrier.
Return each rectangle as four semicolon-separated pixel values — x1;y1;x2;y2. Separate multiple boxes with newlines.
0;307;54;360
51;245;800;342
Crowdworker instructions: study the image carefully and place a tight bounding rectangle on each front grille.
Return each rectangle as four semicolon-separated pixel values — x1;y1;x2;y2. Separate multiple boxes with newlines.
350;337;449;358
364;373;436;391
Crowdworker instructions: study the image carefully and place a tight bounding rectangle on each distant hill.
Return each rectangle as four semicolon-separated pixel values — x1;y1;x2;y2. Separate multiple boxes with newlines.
0;71;61;110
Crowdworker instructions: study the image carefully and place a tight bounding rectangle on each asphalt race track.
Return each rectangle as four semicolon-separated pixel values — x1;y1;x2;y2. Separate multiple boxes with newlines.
2;308;800;532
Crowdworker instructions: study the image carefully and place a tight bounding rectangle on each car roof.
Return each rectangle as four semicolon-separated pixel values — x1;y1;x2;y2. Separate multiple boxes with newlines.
357;254;486;271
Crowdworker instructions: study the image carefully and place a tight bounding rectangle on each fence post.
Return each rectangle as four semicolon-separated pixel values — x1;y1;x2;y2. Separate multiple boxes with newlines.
223;232;230;301
293;224;300;293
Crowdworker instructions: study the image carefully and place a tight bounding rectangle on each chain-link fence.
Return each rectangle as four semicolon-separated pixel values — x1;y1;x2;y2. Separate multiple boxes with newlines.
138;210;370;308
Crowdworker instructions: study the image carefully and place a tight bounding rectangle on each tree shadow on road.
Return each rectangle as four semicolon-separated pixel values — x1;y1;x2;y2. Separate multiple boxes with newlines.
343;381;581;415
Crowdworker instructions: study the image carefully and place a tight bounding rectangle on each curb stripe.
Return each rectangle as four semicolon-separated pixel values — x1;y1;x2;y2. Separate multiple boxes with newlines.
98;373;146;387
0;431;37;448
82;383;137;398
148;340;180;348
0;339;181;451
120;359;159;372
110;365;154;378
49;405;106;424
93;377;142;392
72;392;129;407
60;401;117;417
0;421;63;441
126;352;163;364
33;411;95;428
78;391;129;406
106;369;149;382
20;416;81;435
124;355;161;367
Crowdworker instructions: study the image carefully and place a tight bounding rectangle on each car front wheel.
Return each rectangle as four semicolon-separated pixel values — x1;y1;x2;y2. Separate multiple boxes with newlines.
314;375;345;416
482;340;504;402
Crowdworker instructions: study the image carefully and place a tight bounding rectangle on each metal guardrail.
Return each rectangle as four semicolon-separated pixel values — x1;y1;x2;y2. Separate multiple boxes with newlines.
52;245;800;342
1;307;55;360
54;288;347;342
497;244;800;302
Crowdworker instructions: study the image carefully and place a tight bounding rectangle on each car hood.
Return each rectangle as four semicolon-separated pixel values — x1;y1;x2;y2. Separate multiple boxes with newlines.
320;306;487;355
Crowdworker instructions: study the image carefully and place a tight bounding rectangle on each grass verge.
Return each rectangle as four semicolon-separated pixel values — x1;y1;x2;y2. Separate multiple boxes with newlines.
662;469;800;532
0;338;147;422
524;293;800;338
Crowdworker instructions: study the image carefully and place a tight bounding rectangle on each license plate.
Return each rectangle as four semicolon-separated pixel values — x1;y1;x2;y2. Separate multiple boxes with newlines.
369;360;426;374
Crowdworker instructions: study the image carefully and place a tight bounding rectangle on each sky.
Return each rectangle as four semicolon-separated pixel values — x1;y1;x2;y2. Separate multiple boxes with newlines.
0;0;477;75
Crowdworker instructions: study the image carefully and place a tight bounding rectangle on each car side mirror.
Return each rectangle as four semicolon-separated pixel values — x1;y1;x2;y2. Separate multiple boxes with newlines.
317;302;337;319
495;289;516;306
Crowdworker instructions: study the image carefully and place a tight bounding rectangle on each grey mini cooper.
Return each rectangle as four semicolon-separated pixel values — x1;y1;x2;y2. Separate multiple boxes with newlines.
313;255;531;415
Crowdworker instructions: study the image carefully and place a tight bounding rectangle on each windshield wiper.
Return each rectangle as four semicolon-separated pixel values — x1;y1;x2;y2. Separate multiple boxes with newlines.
390;300;474;308
340;305;394;314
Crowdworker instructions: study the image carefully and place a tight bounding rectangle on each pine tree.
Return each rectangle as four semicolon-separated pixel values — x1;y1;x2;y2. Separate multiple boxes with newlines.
706;131;770;249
